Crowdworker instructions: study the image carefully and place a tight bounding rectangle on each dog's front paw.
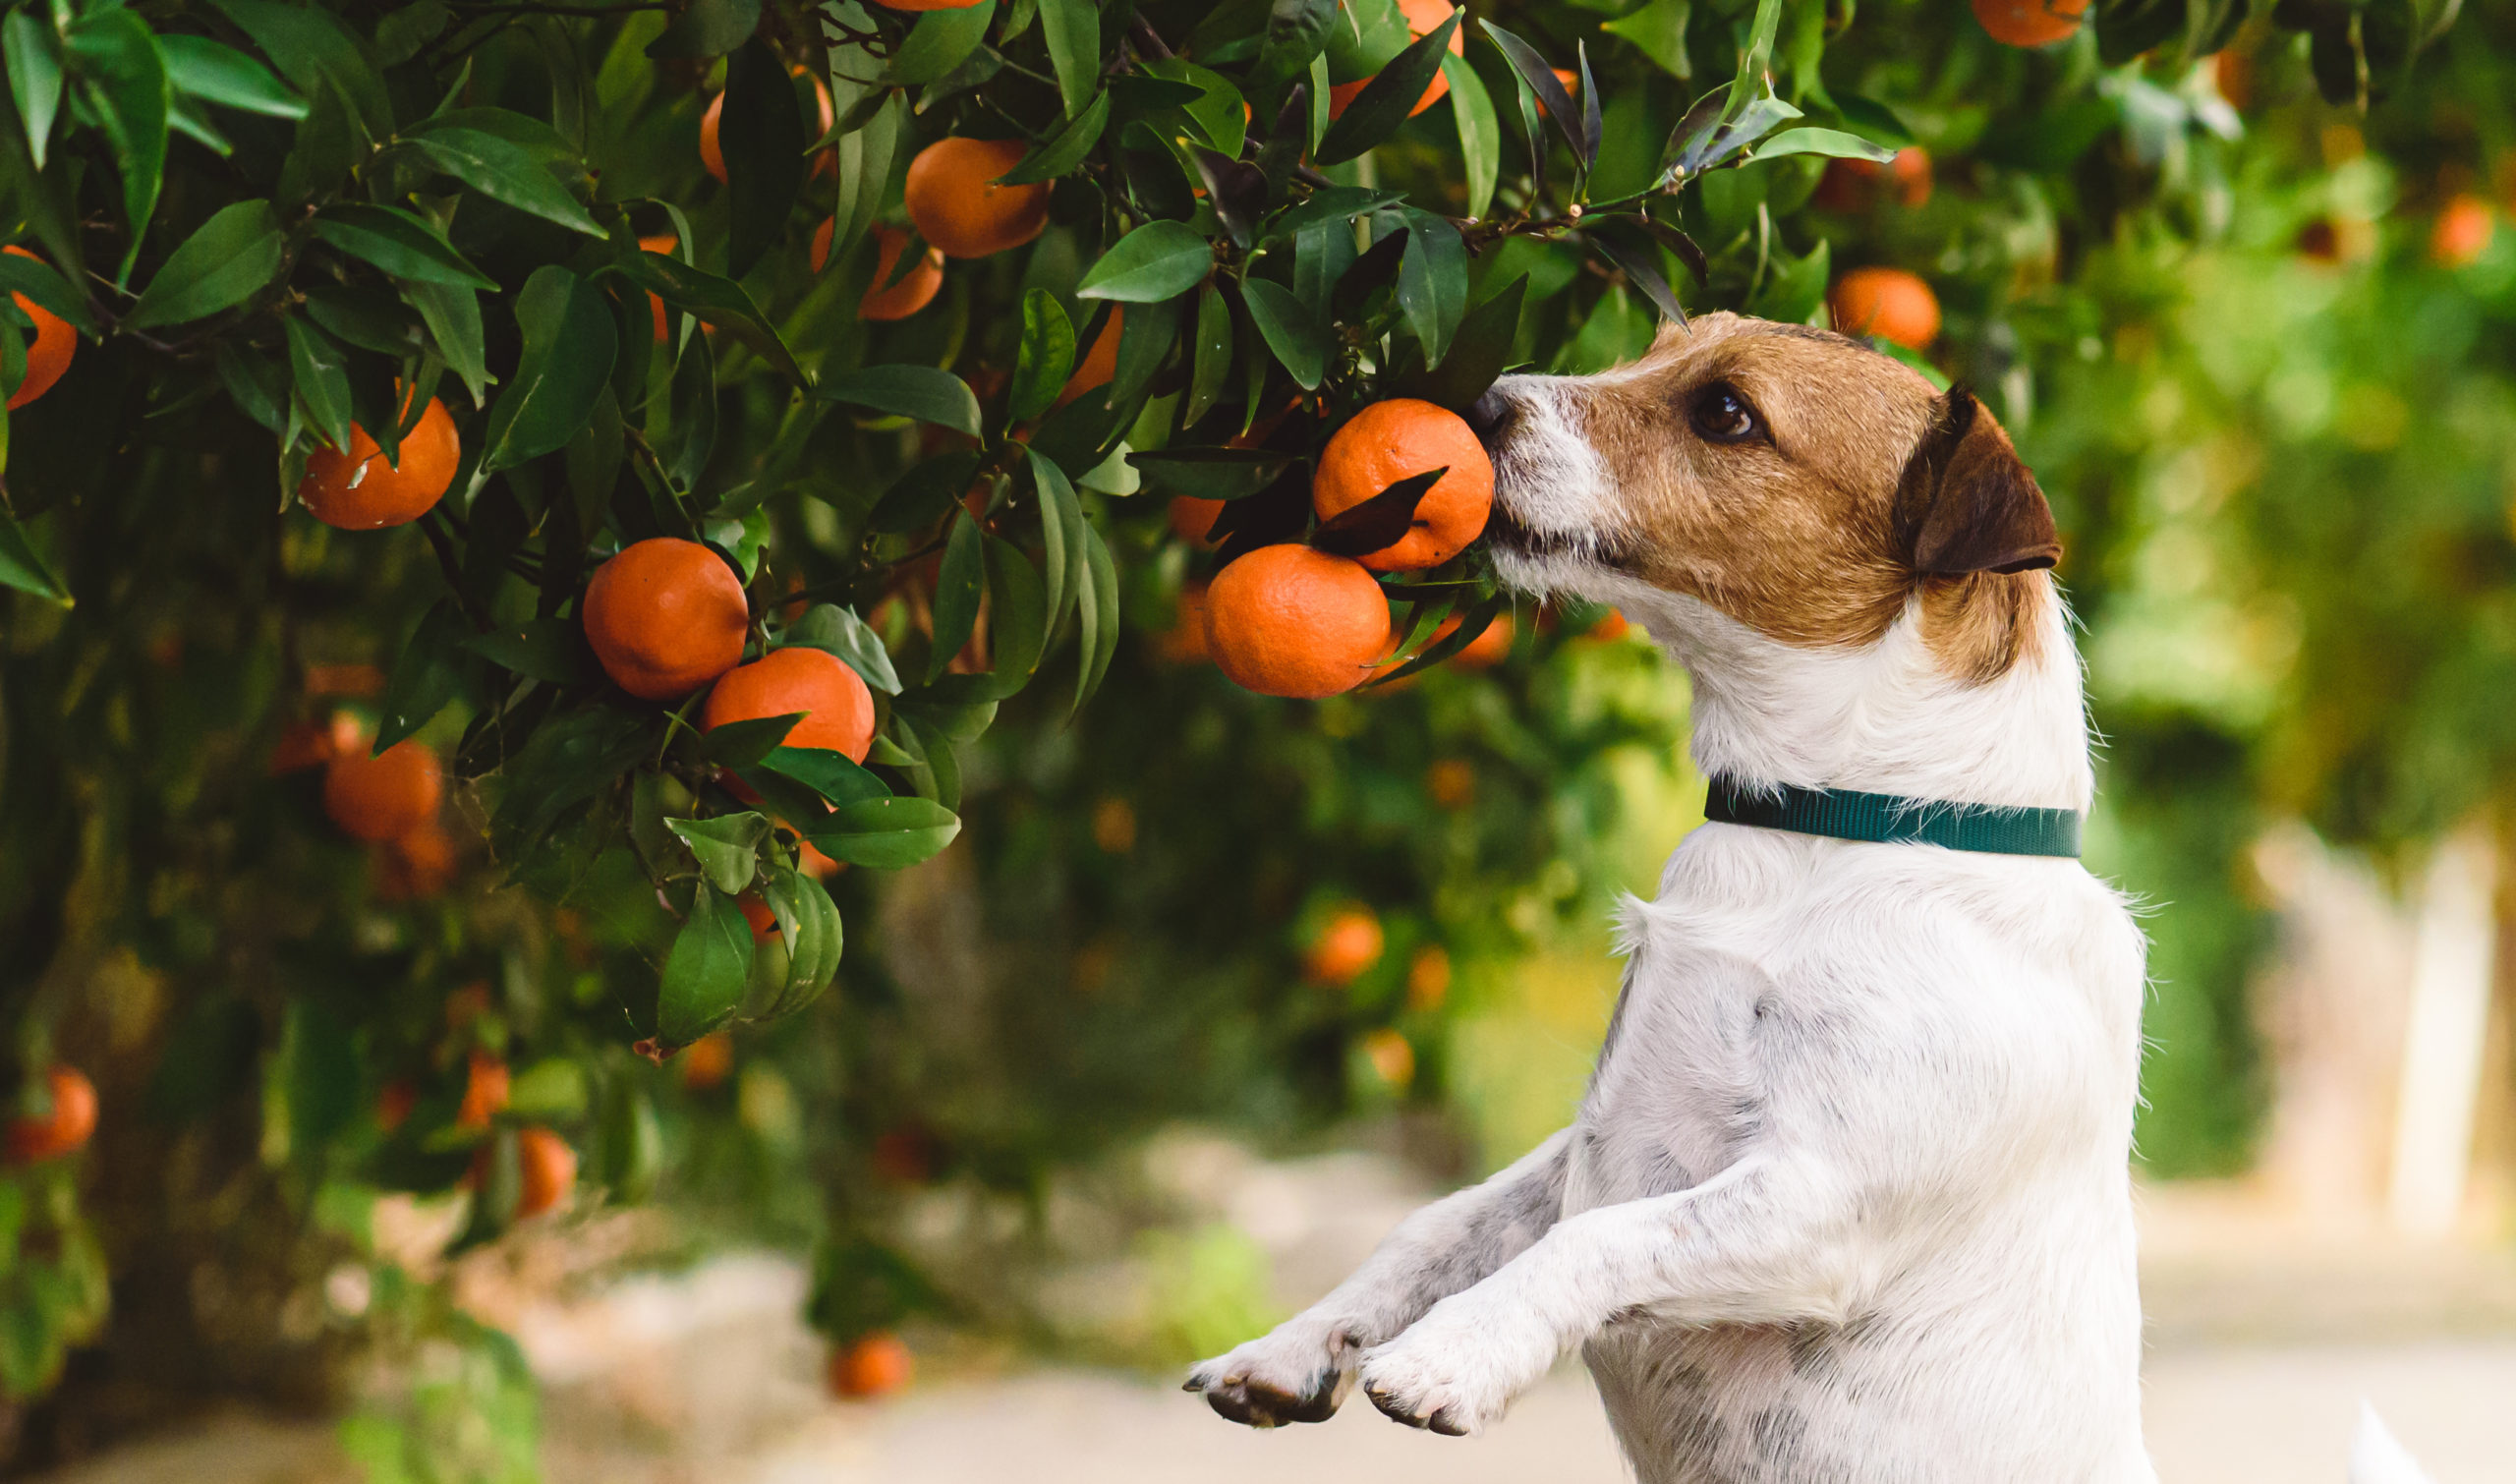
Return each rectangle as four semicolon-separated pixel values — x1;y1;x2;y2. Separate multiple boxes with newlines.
1356;1297;1557;1438
1184;1314;1354;1428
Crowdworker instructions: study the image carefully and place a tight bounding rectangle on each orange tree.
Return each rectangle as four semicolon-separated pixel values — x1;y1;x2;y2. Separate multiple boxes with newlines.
0;0;2468;1466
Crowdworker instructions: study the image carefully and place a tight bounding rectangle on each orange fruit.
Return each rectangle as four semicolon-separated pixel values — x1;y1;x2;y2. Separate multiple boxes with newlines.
1360;1027;1414;1086
1973;0;2087;46
1158;581;1211;663
514;1127;577;1218
1305;907;1384;985
457;1052;510;1130
701;72;835;183
705;647;877;764
1168;495;1223;545
1405;945;1451;1010
1816;146;1933;211
1204;545;1392;699
679;1031;734;1090
297;397;461;530
377;822;456;901
1582;609;1632;643
904;138;1051;258
1055;307;1124;409
325;738;443;842
739;891;781;942
817;225;945;320
1311;399;1495;572
640;234;678;343
1449;612;1513;666
829;1333;914;1398
1327;0;1464;120
1829;267;1940;350
584;539;752;701
795;835;840;879
2432;194;2495;267
3;246;75;411
1424;759;1474;809
5;1066;96;1164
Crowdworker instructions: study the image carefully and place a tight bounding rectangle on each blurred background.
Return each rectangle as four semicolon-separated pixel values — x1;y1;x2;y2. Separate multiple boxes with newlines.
7;0;2516;1479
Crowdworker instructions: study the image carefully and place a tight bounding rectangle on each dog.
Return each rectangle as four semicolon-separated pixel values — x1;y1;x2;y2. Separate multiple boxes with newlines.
1186;313;2156;1483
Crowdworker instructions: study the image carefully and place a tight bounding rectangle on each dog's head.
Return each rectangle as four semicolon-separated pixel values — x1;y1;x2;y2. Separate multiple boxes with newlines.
1472;313;2060;682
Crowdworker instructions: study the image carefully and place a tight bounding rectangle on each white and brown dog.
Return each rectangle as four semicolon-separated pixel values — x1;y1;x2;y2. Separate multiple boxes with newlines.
1187;314;2156;1482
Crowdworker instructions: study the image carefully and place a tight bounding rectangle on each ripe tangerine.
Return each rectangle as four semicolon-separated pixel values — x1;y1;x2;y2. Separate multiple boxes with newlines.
1204;544;1392;699
298;398;462;530
1056;308;1124;409
829;1333;914;1398
704;647;877;764
1311;399;1495;573
904;138;1051;259
3;246;75;411
457;1052;510;1130
1829;267;1940;350
814;223;945;321
1973;0;2087;47
515;1127;577;1218
325;738;443;842
5;1066;96;1164
1327;0;1464;120
2432;194;2495;267
1306;907;1385;986
583;539;752;701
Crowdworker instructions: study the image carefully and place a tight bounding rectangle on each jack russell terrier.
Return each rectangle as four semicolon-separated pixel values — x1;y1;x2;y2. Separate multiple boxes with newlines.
1187;313;2157;1482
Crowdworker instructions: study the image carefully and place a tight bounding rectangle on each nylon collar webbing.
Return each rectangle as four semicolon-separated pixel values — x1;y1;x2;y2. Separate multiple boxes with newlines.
1704;776;2084;859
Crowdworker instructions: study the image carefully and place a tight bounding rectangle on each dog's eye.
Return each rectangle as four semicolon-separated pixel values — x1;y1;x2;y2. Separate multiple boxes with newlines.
1689;384;1764;445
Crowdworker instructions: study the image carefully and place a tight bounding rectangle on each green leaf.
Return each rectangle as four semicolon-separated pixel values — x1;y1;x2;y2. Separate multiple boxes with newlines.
1072;518;1118;712
1125;445;1299;500
1751;126;1897;163
1401;273;1524;411
654;324;716;491
401;126;603;238
1600;0;1692;79
3;15;61;170
461;616;598;685
1724;0;1787;126
758;745;890;806
1747;237;1830;324
667;813;771;895
750;867;841;1019
608;244;804;383
208;0;392;141
160;33;307;119
645;0;761;60
721;39;807;280
823;90;901;273
376;599;467;748
215;341;288;433
1039;0;1099;116
997;87;1108;186
1144;59;1246;156
658;886;755;1048
780;603;902;695
1482;21;1584;170
311;203;496;290
1442;53;1499;220
1249;0;1339;93
1183;282;1233;428
805;796;961;869
1831;94;1914;149
1028;447;1085;637
821;365;982;436
1076;220;1214;302
1398;210;1467;366
975;535;1047;697
65;9;168;280
886;1;996;86
0;248;91;334
927;511;985;683
0;505;68;606
1241;277;1327;389
401;280;488;405
1009;289;1075;424
284;315;354;454
482;266;618;474
1314;8;1461;166
125;200;285;329
698;713;801;770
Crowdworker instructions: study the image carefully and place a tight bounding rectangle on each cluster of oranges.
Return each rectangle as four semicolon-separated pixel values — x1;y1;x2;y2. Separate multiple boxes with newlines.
1200;399;1498;699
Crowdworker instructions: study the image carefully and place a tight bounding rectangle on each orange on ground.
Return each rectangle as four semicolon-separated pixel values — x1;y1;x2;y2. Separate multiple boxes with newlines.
515;1127;577;1218
700;73;834;184
1327;0;1463;120
842;226;945;320
3;246;74;411
830;1333;914;1398
2432;194;2495;267
680;1031;734;1090
1056;307;1124;409
1168;495;1223;545
904;138;1051;258
1158;581;1211;664
1361;1027;1415;1086
457;1052;510;1130
1306;907;1384;986
1405;945;1451;1011
1829;267;1940;350
1311;399;1495;572
324;739;443;843
1204;544;1393;699
377;822;456;901
1972;0;2087;46
5;1066;96;1164
297;398;461;530
376;1080;417;1133
640;234;678;342
583;539;752;701
705;647;877;764
1424;759;1474;810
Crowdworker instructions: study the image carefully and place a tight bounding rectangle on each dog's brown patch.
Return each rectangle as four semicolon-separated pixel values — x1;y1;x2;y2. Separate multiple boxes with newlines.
1546;314;2058;682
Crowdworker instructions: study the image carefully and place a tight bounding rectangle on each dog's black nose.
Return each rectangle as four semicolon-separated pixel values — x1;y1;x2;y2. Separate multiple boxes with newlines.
1464;388;1515;445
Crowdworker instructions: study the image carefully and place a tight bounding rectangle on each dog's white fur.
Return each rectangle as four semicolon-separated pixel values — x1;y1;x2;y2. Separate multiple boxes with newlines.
1187;364;2156;1482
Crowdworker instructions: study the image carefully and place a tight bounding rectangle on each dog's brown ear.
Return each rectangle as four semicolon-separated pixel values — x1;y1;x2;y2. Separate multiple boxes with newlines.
1898;387;2061;576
